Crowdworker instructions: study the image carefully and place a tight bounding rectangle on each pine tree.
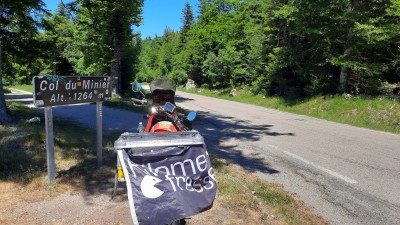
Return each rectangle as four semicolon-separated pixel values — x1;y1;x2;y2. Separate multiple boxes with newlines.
180;2;194;44
0;0;45;123
66;0;143;96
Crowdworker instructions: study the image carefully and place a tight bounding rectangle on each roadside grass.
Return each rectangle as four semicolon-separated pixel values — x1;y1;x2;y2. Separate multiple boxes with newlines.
0;102;327;224
7;84;33;93
0;102;120;210
3;88;11;93
180;87;400;134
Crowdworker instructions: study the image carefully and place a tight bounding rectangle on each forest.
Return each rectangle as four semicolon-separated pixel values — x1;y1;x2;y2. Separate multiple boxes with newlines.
138;0;400;97
1;0;400;122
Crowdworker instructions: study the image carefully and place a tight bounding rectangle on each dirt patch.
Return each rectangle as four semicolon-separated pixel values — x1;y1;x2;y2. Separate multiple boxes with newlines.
0;187;273;225
0;179;231;225
1;191;131;225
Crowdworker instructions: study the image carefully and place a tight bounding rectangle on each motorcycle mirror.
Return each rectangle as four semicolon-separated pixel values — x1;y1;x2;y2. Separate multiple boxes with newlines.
187;112;197;121
132;82;142;92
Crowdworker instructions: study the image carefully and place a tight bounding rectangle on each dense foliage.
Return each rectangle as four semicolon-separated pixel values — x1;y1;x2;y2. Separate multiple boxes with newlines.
137;0;400;97
0;0;47;122
0;0;143;122
40;0;143;95
1;0;143;94
1;0;399;122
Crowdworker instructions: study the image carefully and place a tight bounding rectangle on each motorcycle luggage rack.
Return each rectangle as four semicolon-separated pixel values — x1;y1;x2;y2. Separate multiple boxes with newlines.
114;130;205;152
112;130;205;200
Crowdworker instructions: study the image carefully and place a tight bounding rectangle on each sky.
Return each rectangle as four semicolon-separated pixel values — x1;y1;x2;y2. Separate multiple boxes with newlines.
42;0;199;39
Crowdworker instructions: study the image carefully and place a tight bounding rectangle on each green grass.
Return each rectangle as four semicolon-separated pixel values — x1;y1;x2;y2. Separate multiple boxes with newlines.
0;103;49;181
180;87;400;134
7;84;33;93
289;95;400;133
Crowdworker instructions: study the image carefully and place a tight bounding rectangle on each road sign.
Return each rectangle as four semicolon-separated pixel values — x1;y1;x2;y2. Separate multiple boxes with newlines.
32;75;112;181
32;76;112;107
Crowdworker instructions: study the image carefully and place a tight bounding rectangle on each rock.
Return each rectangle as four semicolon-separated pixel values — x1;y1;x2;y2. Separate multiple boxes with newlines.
344;93;352;99
268;214;276;220
185;79;196;89
26;117;41;124
229;89;237;97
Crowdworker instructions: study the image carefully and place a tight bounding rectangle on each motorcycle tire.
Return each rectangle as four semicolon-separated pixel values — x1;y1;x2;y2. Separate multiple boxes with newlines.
167;219;186;225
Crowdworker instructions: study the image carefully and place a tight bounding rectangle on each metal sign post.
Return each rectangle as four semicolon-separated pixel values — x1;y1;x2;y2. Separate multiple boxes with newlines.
44;106;55;181
96;101;103;166
32;76;112;182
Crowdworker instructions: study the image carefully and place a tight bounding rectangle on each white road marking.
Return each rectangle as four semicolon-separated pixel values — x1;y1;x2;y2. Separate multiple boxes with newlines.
268;144;357;184
282;150;358;184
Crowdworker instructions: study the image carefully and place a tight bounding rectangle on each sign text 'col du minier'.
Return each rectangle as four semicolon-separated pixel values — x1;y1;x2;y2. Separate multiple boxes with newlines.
33;76;112;107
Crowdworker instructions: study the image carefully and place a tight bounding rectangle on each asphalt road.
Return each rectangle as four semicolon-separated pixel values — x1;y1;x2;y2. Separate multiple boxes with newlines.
6;90;400;224
174;90;400;225
5;90;144;133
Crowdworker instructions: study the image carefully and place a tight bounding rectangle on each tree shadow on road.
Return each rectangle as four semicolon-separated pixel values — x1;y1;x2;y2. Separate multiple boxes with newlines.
211;142;280;174
172;95;295;174
191;110;294;175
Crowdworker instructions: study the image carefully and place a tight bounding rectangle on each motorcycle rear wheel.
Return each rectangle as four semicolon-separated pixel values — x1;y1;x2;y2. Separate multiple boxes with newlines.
167;219;185;225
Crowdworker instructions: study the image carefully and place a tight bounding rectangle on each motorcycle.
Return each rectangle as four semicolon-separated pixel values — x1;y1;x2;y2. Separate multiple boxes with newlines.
130;78;196;133
113;78;204;225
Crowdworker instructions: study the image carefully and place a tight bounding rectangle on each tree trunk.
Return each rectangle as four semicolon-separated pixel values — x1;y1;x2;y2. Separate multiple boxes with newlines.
111;36;122;98
339;48;352;93
0;41;11;123
338;0;359;94
339;67;348;93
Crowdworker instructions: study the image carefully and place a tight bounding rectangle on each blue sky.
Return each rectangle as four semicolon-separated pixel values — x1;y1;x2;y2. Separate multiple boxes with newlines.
43;0;198;39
